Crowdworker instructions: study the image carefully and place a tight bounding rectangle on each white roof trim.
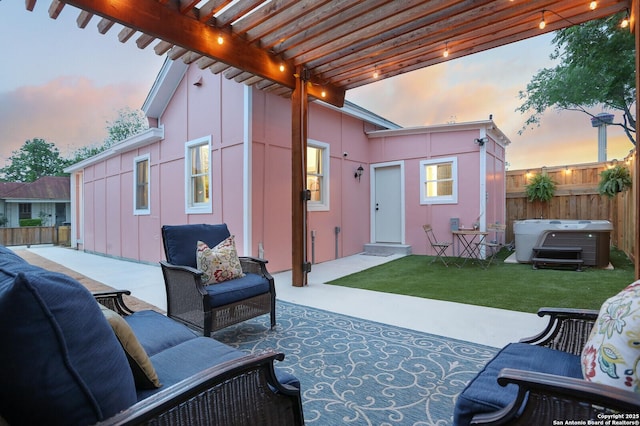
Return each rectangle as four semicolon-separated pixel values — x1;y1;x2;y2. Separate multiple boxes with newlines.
4;199;69;203
142;59;188;119
366;119;511;147
319;99;401;130
144;59;399;130
64;127;164;173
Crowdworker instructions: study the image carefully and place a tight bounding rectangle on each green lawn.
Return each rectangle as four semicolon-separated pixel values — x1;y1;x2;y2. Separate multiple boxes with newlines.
326;248;635;313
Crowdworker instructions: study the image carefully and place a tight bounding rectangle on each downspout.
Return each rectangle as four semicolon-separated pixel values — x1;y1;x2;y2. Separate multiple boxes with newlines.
243;85;252;257
478;128;487;230
68;172;77;249
478;129;487;258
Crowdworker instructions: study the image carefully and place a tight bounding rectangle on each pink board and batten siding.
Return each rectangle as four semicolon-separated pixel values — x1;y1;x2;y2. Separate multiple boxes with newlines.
68;60;509;272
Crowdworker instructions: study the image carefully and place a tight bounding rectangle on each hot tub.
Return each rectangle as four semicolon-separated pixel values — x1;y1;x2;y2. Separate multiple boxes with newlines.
513;219;613;267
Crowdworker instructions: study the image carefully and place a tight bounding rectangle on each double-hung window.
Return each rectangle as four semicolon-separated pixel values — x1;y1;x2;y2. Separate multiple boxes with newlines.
307;140;329;211
420;157;458;204
18;203;31;220
133;154;150;215
185;136;212;214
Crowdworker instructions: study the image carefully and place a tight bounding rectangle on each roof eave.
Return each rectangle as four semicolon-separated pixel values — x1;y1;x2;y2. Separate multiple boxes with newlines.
366;119;512;147
319;99;402;130
64;126;165;173
142;59;188;119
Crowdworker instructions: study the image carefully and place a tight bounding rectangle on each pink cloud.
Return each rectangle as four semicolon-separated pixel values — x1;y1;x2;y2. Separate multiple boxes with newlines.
347;66;634;170
0;77;149;164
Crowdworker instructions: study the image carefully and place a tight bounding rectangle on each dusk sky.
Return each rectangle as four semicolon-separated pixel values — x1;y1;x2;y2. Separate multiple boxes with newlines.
1;2;634;171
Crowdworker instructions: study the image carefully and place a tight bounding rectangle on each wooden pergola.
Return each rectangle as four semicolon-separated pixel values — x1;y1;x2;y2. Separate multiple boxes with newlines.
26;0;638;284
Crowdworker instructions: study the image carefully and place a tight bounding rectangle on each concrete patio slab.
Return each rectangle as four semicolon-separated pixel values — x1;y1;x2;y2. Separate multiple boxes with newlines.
13;245;544;348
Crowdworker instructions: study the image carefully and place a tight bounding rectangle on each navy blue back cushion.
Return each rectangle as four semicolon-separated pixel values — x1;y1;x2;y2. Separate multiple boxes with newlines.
0;252;137;425
162;224;231;268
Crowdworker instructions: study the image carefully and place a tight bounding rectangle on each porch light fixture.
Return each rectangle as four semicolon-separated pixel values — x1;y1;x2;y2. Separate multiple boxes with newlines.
443;42;449;58
354;165;364;181
538;11;546;29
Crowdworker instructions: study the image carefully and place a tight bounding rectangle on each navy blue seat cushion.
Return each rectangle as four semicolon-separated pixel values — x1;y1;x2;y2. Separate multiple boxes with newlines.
137;337;300;400
125;310;198;357
0;262;137;425
205;273;270;307
163;223;231;268
454;342;583;425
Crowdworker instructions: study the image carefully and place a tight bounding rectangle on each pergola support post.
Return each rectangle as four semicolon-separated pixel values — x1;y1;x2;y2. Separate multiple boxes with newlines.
634;0;640;281
291;66;309;287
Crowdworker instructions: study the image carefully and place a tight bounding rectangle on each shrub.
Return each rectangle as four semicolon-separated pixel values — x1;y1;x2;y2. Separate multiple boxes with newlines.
20;218;42;227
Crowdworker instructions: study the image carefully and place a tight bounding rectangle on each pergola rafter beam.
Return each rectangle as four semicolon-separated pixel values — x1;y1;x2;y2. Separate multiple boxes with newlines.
59;0;345;107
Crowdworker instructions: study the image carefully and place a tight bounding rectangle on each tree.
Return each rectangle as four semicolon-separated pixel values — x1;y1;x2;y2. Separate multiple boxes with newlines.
68;107;149;164
0;138;67;182
517;12;636;145
104;107;149;148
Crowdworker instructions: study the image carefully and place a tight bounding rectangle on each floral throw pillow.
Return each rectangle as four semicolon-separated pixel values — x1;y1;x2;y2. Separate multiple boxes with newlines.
196;236;245;285
581;280;640;393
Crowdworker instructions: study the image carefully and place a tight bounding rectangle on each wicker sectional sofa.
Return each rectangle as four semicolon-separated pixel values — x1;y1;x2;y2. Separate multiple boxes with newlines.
0;245;303;425
454;301;640;425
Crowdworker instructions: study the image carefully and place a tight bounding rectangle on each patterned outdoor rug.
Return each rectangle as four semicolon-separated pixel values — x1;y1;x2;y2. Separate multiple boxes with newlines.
213;301;498;425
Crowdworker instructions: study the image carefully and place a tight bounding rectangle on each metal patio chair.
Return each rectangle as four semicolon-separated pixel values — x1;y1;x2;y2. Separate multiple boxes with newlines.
423;224;452;267
475;223;506;269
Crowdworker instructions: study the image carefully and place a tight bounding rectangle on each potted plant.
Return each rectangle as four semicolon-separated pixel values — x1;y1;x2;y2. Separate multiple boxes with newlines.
598;164;632;198
525;173;556;202
525;172;556;219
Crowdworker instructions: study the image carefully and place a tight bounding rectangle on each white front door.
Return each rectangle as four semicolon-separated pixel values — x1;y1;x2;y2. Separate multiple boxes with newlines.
373;163;404;243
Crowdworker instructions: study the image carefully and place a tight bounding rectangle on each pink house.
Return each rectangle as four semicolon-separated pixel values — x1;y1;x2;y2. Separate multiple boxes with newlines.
65;60;510;273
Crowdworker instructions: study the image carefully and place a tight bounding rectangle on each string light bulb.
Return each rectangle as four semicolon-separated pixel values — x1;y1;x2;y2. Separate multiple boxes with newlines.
279;63;285;72
538;11;546;29
443;42;449;58
373;68;379;79
217;35;224;45
321;89;326;98
621;9;630;28
589;1;597;10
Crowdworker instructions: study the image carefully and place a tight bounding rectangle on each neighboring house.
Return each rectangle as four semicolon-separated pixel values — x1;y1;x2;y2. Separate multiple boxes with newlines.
65;59;510;272
0;176;71;227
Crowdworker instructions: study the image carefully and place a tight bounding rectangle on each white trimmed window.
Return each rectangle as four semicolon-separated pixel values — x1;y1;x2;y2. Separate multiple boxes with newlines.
420;157;458;204
185;136;212;214
133;154;150;215
307;140;330;211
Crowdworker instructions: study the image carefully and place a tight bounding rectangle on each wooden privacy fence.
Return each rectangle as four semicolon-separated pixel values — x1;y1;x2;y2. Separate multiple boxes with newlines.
506;152;636;263
0;226;71;247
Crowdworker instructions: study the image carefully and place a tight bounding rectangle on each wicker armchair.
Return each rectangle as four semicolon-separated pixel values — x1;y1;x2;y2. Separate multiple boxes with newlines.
93;290;303;426
160;224;276;336
465;308;640;425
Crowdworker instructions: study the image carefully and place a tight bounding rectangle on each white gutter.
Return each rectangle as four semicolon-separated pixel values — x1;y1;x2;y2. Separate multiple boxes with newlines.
64;126;164;173
366;119;512;148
